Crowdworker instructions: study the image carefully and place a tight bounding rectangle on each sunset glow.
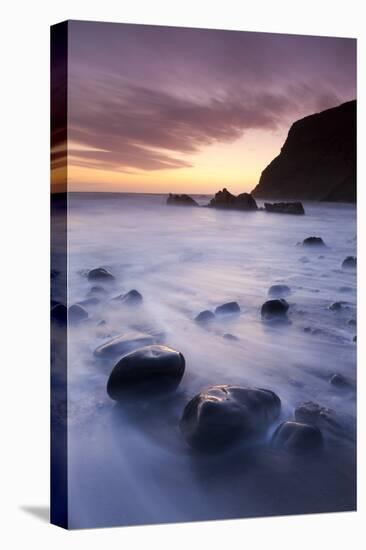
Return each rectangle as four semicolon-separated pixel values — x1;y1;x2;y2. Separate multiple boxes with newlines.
52;22;356;194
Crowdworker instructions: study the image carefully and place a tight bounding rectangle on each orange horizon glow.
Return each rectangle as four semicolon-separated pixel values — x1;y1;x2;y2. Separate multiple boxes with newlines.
51;23;356;195
63;127;285;195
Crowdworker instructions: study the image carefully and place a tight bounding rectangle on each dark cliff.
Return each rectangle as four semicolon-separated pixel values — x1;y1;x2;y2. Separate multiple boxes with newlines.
252;100;356;202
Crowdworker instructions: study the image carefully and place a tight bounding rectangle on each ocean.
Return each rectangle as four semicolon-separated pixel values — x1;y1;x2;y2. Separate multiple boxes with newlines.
59;192;356;527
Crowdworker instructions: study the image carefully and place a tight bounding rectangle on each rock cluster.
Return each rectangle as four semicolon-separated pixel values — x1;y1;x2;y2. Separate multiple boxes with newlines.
208;188;258;211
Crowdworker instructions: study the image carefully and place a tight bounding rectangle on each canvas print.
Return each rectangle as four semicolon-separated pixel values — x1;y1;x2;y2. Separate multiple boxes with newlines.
51;20;357;529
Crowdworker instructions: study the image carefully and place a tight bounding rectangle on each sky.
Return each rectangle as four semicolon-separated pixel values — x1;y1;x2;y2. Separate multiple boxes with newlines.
51;21;356;194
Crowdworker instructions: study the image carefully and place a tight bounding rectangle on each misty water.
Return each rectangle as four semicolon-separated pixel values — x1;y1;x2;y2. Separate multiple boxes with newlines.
61;193;356;528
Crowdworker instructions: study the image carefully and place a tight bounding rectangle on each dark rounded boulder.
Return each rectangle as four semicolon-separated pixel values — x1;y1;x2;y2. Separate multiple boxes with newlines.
194;310;215;324
107;344;185;399
180;385;281;452
88;285;108;297
302;236;326;247
342;256;356;270
51;303;67;324
87;267;114;282
271;421;323;452
68;304;88;323
329;301;348;311
223;333;239;341
268;284;291;298
295;401;335;427
329;373;349;388
77;297;100;307
261;299;289;320
215;302;240;316
112;289;143;306
94;330;159;358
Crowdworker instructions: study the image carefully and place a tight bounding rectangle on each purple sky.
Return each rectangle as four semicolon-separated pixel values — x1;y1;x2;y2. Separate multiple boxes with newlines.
65;21;356;192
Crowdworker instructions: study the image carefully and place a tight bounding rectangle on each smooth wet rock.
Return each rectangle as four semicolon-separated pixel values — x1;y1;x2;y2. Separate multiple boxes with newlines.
68;304;88;323
51;303;67;324
261;299;289;320
208;188;258;211
180;385;281;452
264;201;305;215
271;421;323;452
107;345;185;399
167;193;198;207
223;333;239;341
113;289;143;306
329;301;349;311
88;285;108;297
342;256;356;270
194;310;215;324
268;284;291;298
295;401;336;427
329;373;349;388
77;297;100;307
87;267;114;282
302;236;326;247
94;330;161;358
215;302;241;316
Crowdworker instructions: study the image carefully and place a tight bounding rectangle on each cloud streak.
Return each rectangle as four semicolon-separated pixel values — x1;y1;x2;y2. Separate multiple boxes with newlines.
64;22;356;175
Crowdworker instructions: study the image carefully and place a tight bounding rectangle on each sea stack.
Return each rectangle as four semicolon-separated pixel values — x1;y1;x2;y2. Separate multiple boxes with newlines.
209;188;258;211
166;193;199;206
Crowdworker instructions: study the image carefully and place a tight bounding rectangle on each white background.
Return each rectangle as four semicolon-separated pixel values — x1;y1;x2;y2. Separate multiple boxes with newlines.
1;1;364;548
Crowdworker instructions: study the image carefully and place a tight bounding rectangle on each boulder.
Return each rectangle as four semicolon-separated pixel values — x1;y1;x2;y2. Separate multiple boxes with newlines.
51;303;67;324
264;202;305;215
208;188;258;211
94;330;161;358
87;267;114;282
329;373;349;388
107;345;185;399
68;304;88;323
295;401;335;426
215;302;241;316
268;284;291;298
88;285;108;297
271;421;323;452
342;256;357;270
112;289;143;306
77;297;100;307
223;333;239;341
180;385;281;452
302;236;326;247
329;301;349;311
295;400;355;441
261;299;289;320
194;310;215;324
166;193;199;207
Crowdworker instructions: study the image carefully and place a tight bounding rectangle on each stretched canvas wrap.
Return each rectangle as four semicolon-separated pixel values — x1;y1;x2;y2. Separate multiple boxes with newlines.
51;20;357;529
